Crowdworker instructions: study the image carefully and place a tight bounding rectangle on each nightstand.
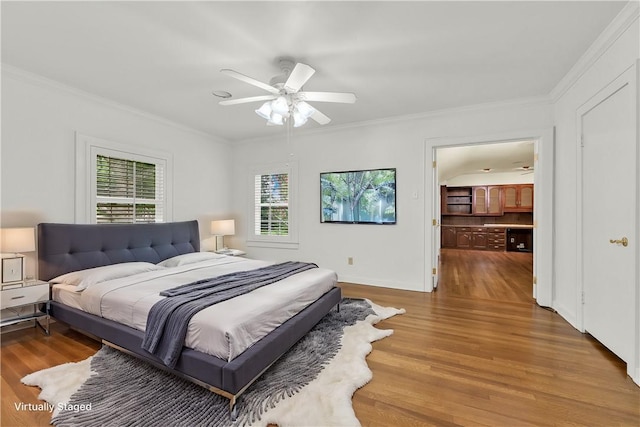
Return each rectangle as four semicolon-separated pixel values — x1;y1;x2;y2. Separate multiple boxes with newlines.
0;280;50;335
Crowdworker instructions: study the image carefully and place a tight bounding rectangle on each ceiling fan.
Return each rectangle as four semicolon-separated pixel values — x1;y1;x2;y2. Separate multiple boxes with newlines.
218;58;356;127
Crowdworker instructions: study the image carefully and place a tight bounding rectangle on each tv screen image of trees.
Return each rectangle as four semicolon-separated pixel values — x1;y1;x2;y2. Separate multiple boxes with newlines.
321;168;396;224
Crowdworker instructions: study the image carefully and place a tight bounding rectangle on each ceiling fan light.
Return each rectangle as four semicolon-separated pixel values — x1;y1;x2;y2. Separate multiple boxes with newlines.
271;96;290;115
295;101;316;119
268;112;284;126
255;102;272;120
293;111;308;128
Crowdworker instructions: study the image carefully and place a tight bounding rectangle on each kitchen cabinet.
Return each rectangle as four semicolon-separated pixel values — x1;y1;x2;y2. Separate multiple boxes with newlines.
444;185;518;216
502;185;533;212
456;228;471;248
441;226;509;252
442;186;472;215
487;227;506;251
441;226;457;248
473;186;503;215
471;229;488;249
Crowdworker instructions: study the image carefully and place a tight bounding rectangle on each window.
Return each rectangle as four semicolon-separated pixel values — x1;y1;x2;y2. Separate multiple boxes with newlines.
255;172;289;236
248;163;297;248
95;155;164;223
76;134;172;224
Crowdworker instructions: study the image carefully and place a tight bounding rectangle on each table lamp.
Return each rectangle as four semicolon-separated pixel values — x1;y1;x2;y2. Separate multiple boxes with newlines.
1;227;36;284
210;220;235;252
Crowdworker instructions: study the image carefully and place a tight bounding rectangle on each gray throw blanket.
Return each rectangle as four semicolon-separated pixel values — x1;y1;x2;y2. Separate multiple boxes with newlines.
142;261;318;368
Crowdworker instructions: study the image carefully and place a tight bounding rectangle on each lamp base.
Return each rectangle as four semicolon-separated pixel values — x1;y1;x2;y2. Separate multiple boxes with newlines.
214;236;225;252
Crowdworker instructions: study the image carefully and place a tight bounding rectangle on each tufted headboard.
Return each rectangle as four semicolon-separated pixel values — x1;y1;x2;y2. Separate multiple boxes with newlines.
37;221;200;281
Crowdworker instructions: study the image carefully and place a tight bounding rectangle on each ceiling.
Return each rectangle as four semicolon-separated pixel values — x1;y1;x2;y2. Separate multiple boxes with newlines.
437;140;535;181
1;1;626;142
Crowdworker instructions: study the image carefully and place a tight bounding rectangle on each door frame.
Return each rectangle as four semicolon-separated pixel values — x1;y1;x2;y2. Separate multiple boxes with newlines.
424;127;555;308
575;62;639;384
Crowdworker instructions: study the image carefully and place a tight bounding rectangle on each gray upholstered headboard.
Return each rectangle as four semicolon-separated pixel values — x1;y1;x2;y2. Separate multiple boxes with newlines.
37;221;200;281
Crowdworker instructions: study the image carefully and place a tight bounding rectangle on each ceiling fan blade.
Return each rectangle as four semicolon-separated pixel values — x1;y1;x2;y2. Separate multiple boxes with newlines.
298;91;357;103
310;107;331;125
219;95;276;106
284;63;315;93
220;69;280;94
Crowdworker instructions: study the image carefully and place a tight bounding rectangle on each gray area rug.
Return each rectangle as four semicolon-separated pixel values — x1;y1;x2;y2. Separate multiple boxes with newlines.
52;298;375;427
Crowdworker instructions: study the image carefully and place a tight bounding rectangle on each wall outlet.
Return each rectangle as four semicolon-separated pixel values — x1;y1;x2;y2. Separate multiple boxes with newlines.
348;257;353;265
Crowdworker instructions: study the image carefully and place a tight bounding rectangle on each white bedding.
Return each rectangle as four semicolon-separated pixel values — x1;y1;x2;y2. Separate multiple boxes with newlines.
51;256;337;361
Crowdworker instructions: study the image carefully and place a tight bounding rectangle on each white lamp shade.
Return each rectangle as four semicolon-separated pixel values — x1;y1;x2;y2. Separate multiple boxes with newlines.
271;96;289;115
267;113;284;126
0;227;36;253
255;102;272;120
210;220;235;236
296;101;316;118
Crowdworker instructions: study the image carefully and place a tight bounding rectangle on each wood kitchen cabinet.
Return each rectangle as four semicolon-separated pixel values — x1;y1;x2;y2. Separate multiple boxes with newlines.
486;227;506;251
440;226;508;251
502;184;533;212
442;186;473;215
456;228;471;248
471;229;488;249
444;185;518;216
441;226;457;248
473;186;503;215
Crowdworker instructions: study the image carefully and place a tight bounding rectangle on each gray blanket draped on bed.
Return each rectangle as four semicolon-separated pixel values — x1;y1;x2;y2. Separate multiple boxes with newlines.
142;261;318;368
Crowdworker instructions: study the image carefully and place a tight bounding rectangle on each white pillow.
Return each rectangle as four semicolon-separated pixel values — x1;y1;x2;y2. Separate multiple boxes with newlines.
51;262;163;292
157;252;223;268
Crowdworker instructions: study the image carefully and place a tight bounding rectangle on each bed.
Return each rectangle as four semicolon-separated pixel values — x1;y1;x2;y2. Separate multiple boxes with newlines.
37;221;341;417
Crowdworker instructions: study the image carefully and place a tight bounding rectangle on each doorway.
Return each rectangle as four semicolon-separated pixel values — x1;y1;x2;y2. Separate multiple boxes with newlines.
435;140;535;303
425;129;554;309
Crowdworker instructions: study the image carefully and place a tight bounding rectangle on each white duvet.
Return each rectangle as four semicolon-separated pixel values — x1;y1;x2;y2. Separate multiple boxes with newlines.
52;256;337;361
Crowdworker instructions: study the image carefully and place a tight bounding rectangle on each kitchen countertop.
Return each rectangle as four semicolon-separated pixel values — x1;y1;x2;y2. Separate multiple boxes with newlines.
483;224;534;228
443;224;534;228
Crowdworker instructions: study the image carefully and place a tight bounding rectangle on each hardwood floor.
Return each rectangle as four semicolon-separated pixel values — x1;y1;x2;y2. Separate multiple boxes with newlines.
438;248;534;302
2;251;639;426
1;324;99;427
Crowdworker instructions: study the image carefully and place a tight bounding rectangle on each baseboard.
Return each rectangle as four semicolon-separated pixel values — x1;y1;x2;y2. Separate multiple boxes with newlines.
553;302;580;331
337;275;426;293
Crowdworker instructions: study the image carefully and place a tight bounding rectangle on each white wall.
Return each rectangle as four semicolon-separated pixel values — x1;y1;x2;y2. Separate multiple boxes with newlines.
552;11;639;328
1;67;233;278
232;99;553;292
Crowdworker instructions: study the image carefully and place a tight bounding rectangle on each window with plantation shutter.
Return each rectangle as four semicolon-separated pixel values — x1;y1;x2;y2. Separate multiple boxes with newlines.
255;173;289;236
75;134;173;224
248;163;298;249
96;155;164;223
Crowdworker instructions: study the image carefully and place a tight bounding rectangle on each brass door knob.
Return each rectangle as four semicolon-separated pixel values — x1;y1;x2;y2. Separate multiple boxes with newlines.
609;237;629;247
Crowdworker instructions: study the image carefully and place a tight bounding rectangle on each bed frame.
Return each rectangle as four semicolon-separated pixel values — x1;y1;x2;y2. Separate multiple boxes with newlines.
37;221;341;417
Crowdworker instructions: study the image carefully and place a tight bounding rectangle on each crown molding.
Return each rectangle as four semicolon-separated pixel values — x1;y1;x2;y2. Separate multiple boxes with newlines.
1;64;230;145
550;1;640;102
237;95;552;145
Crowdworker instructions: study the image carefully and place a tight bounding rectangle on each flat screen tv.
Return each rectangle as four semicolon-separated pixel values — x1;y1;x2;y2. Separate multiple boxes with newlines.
320;168;396;224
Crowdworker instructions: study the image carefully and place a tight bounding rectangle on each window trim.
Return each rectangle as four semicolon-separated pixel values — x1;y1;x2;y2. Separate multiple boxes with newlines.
75;133;173;224
247;161;298;249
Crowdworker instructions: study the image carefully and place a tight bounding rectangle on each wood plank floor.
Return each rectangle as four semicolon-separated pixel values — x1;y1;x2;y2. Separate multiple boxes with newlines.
2;250;639;426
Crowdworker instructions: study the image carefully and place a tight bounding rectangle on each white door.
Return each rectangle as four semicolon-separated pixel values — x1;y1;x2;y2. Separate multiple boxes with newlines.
581;66;637;366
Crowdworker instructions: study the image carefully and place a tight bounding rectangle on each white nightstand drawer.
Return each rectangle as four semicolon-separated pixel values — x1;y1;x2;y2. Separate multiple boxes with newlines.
1;283;49;309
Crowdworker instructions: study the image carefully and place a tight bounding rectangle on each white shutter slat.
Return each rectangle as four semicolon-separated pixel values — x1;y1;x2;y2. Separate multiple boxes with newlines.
95;154;163;223
254;172;289;236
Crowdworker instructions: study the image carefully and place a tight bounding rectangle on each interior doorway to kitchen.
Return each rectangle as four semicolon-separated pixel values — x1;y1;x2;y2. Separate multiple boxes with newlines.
434;140;535;304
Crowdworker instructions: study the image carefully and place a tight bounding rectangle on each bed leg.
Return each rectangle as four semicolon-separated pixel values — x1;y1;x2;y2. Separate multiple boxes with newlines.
337;303;340;313
229;397;238;421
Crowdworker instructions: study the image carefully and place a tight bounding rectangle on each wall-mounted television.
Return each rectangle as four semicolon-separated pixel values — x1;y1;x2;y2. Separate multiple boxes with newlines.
320;168;396;224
